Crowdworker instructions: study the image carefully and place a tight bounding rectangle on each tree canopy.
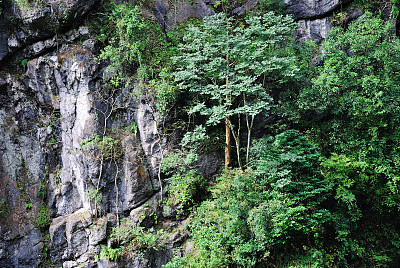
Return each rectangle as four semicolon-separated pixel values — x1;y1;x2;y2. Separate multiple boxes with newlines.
173;12;298;167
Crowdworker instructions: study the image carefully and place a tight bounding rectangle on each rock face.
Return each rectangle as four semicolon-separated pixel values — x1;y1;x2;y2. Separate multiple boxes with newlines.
0;0;100;61
0;0;358;267
284;0;352;20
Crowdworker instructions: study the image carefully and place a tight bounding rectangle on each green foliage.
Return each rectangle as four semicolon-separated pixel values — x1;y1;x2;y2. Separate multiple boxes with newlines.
100;245;122;262
129;121;137;135
295;13;400;211
25;203;33;210
255;0;287;14
86;188;103;216
279;12;400;266
353;0;382;15
100;218;168;261
165;170;207;210
99;3;172;81
321;154;364;222
35;204;51;229
248;130;332;246
166;131;332;267
149;73;178;118
162;126;209;212
173;12;298;165
21;59;28;70
174;12;298;124
162;125;209;178
81;134;121;160
97;2;191;117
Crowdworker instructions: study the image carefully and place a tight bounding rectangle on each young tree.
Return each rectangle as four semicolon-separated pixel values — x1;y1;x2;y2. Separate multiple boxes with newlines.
173;12;298;167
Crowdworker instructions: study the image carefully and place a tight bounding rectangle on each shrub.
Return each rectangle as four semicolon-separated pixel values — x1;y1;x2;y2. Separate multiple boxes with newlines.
165;131;332;267
100;218;168;261
165;169;207;211
35;204;51;229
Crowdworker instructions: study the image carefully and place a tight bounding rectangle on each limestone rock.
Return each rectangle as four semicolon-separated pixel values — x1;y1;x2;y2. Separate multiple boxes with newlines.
296;17;332;43
0;0;100;61
284;0;353;20
121;135;154;212
89;217;107;246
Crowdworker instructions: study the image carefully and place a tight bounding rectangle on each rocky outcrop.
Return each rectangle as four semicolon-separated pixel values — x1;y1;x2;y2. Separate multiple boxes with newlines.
284;0;352;20
0;0;100;61
0;18;167;267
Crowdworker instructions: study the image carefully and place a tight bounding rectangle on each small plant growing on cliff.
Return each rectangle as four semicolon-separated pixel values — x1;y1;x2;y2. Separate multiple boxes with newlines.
0;199;5;217
99;3;170;81
21;59;28;70
82;134;122;160
129;121;137;135
86;188;104;217
100;218;168;261
35;204;51;229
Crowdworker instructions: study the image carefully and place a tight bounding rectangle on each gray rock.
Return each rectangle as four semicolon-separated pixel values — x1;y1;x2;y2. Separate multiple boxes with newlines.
284;0;353;20
89;217;107;246
0;0;99;62
0;33;8;61
12;229;43;268
136;96;166;188
121;135;154;212
65;209;91;258
196;152;222;178
50;217;69;262
129;193;161;228
165;0;215;31
296;17;332;43
154;1;169;31
63;261;78;268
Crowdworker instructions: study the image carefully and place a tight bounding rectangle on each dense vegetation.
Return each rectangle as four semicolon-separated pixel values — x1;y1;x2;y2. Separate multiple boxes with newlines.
97;0;400;266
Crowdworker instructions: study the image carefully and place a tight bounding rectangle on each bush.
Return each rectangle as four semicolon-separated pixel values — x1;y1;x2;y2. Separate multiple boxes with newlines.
99;3;173;81
101;218;168;261
35;204;51;229
165;131;332;267
165;170;207;211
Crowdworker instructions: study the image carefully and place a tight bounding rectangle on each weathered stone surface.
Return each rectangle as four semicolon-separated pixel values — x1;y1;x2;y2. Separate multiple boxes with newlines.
165;0;215;31
0;33;7;61
0;74;49;267
121;135;154;212
284;0;353;20
136;95;166;188
89;217;107;246
296;17;332;43
129;192;161;228
294;6;364;44
49;208;92;264
197;152;222;178
2;229;43;268
50;216;69;262
65;209;92;258
0;0;100;61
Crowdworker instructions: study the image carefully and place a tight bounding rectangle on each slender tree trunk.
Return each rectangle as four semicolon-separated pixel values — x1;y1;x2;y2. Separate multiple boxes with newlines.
225;117;231;167
230;119;242;169
244;93;255;165
246;114;254;165
225;46;231;168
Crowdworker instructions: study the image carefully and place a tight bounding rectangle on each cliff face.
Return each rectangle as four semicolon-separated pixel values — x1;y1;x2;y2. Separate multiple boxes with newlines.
0;0;358;267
